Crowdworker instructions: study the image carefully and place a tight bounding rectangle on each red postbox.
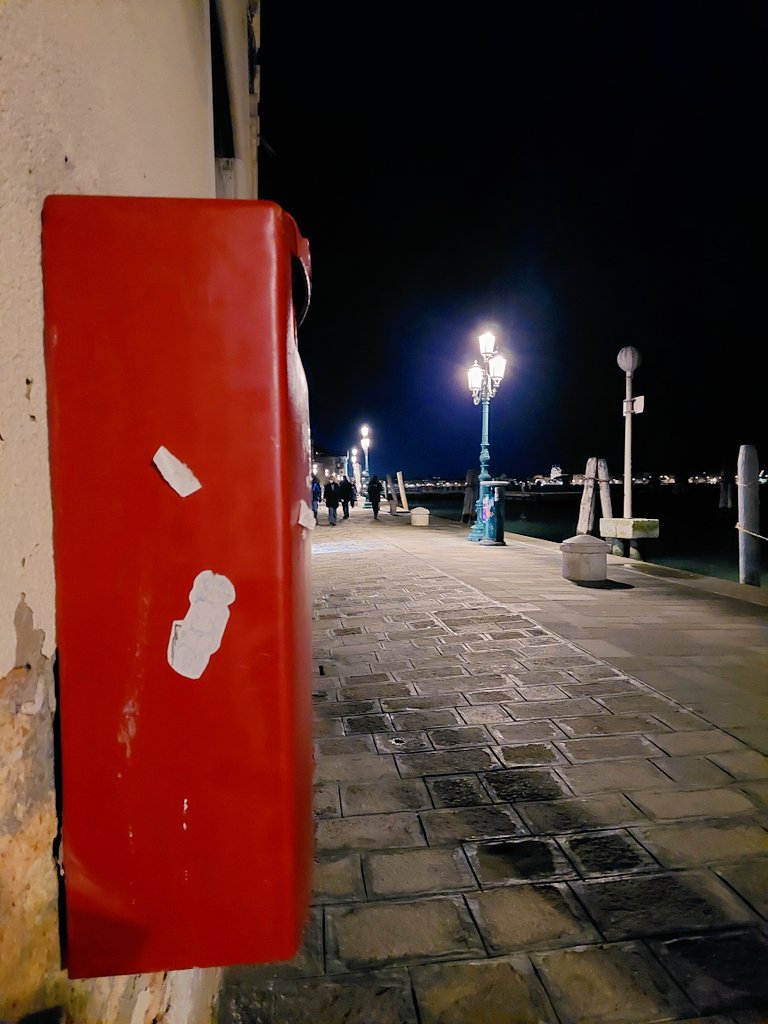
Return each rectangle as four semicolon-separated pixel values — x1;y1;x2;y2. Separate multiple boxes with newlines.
42;196;314;978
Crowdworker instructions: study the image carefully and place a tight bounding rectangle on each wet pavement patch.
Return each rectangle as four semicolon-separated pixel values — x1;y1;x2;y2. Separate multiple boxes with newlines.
428;726;491;748
395;748;500;777
419;804;524;844
270;969;419;1024
650;928;768;1014
572;869;756;940
464;837;575;885
391;709;463;731
316;700;378;718
426;775;491;807
482;768;568;802
343;713;394;734
516;793;648;834
559;829;660;876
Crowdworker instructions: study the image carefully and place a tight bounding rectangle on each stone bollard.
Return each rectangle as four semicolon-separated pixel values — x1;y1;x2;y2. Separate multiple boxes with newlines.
410;507;430;527
561;534;610;582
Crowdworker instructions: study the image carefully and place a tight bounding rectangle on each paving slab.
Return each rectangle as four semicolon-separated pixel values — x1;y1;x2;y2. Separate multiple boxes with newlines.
220;512;768;1023
419;804;525;844
311;853;365;904
517;793;649;834
395;747;501;776
651;755;736;788
482;767;569;802
557;829;660;877
315;812;426;851
572;869;756;940
629;787;757;820
362;847;476;898
631;819;768;869
713;859;768;918
268;969;419;1024
463;836;576;885
557;758;676;794
325;895;485;972
313;782;340;818
465;882;600;953
650;930;768;1016
339;779;431;815
409;956;556;1024
532;940;695;1023
425;774;491;807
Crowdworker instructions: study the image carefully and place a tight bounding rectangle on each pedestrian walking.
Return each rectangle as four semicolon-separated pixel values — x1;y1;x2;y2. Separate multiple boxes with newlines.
367;475;383;520
323;478;340;525
338;476;353;518
311;474;322;520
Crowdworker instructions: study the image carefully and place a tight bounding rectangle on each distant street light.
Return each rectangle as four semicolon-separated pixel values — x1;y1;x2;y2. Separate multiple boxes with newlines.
617;346;641;518
467;330;507;542
360;424;371;506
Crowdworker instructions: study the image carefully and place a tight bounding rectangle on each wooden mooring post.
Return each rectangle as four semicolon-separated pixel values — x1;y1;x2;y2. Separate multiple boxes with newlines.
577;458;620;553
737;444;761;586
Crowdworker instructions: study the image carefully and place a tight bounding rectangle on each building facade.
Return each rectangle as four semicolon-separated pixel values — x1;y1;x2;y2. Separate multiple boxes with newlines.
0;2;259;1019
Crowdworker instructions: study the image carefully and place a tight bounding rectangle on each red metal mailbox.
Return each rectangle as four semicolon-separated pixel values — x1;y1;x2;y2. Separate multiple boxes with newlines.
42;196;314;978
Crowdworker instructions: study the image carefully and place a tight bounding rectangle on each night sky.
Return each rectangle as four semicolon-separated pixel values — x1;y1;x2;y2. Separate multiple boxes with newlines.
258;3;765;481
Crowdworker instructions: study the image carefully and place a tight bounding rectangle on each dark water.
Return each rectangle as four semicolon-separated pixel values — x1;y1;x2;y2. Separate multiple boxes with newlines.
409;485;767;585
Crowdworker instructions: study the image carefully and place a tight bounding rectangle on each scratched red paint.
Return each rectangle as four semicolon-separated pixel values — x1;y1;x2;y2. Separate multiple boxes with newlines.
42;196;314;978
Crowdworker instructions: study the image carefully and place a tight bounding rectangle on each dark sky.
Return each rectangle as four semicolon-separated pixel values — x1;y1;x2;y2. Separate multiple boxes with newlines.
257;2;765;481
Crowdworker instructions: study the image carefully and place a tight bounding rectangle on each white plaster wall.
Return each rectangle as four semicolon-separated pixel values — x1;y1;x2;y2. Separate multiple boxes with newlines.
0;0;216;679
0;2;227;1020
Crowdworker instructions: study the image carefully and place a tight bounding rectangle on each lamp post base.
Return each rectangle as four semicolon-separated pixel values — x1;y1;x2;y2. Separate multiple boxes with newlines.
467;480;507;545
467;486;486;542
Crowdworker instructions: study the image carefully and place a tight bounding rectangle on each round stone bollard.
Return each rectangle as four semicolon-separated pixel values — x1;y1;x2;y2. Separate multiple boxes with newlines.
410;507;430;527
561;534;610;582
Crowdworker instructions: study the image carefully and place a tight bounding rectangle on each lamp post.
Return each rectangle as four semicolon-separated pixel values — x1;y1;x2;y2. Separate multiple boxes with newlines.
350;448;361;498
467;331;506;543
617;346;641;518
360;425;371;503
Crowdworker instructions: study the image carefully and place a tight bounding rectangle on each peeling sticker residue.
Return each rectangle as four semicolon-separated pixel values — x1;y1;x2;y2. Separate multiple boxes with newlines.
168;571;236;679
152;445;202;497
298;499;316;531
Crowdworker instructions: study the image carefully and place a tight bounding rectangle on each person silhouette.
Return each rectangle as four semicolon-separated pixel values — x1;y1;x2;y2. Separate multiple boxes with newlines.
367;475;383;520
323;477;340;525
338;475;353;518
311;474;322;520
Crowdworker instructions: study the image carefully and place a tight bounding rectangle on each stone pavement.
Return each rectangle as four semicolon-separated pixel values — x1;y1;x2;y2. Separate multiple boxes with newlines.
219;508;768;1024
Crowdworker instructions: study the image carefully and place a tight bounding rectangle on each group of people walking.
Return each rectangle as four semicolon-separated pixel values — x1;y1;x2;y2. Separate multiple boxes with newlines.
310;474;384;524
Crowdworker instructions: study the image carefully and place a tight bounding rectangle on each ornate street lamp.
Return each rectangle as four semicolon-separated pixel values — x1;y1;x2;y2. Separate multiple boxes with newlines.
467;331;507;542
360;424;371;506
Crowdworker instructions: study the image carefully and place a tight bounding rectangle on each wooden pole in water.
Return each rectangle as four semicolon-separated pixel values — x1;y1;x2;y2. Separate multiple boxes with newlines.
597;459;613;519
597;458;622;555
737;444;760;586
